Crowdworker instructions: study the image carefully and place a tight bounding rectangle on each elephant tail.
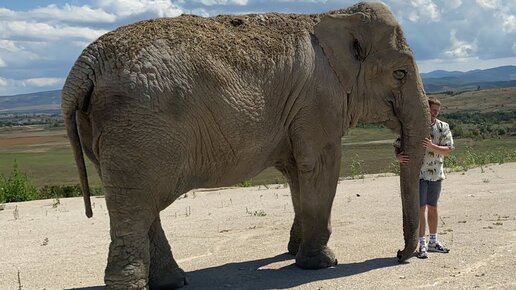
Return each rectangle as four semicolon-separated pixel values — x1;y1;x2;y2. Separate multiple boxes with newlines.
61;59;95;218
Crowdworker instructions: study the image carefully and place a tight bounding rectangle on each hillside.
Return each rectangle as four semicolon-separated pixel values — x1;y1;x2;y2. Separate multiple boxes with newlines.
432;87;516;113
421;65;516;93
0;90;61;113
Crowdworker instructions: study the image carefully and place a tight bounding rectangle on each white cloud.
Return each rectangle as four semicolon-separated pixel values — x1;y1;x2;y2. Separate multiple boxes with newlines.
30;4;117;23
408;0;440;22
0;77;65;95
0;56;6;67
94;0;183;18
275;0;327;2
390;0;440;23
22;78;64;87
513;43;516;54
71;40;93;48
190;8;210;17
194;0;249;5
1;21;108;41
0;77;8;87
503;14;516;33
0;40;22;52
444;30;476;58
476;0;500;10
0;8;16;18
444;0;462;10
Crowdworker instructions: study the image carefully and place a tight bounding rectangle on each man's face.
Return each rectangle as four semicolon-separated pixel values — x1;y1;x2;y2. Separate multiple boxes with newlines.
430;103;440;123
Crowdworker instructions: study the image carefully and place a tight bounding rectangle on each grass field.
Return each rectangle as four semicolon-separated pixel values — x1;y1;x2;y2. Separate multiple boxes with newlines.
0;127;101;187
1;125;515;188
433;87;516;113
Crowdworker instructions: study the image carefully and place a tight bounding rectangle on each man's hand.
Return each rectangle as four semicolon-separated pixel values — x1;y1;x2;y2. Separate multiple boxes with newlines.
423;137;434;150
423;137;453;156
395;151;409;165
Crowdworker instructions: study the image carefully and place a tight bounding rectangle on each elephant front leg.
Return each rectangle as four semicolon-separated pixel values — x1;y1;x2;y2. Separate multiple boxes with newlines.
294;145;340;269
148;216;187;289
277;165;303;255
288;216;303;255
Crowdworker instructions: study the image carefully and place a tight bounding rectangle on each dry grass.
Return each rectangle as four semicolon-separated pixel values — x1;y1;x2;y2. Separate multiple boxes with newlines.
434;87;516;113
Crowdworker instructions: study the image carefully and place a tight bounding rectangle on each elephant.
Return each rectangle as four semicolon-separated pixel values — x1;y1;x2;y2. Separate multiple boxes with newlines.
62;2;430;289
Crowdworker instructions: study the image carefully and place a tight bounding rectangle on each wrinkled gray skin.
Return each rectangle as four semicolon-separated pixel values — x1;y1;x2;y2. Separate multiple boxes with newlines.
62;2;429;289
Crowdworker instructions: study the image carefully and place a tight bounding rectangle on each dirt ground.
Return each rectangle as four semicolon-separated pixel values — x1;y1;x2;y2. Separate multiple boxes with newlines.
1;163;515;290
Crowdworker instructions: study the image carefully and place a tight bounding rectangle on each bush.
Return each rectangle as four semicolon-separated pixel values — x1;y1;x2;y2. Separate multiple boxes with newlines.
38;184;82;199
350;154;366;179
387;160;400;175
0;161;104;203
0;186;4;204
0;162;38;202
236;180;253;187
445;146;516;172
37;184;103;199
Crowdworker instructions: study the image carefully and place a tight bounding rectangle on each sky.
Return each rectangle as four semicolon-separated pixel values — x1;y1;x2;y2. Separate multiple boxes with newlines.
0;0;515;96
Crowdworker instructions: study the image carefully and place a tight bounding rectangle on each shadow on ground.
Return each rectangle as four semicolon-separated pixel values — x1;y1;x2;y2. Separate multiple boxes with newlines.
186;253;401;289
68;253;403;290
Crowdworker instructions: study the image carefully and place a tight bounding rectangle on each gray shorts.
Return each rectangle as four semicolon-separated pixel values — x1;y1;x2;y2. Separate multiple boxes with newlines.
419;179;442;207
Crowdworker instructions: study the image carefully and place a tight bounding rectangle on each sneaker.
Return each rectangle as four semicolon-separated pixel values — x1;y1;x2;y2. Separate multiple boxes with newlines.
417;244;428;259
428;241;450;253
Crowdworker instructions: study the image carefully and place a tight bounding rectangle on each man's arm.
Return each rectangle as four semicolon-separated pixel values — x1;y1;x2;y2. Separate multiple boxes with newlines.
423;137;453;156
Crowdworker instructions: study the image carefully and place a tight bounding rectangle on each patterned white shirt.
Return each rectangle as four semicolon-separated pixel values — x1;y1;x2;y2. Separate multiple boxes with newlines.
420;119;454;181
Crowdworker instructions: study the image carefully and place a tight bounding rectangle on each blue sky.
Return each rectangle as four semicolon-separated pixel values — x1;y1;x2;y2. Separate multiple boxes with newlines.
0;0;515;96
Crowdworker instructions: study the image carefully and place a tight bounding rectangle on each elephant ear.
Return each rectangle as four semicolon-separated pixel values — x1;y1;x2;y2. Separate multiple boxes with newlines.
314;13;370;90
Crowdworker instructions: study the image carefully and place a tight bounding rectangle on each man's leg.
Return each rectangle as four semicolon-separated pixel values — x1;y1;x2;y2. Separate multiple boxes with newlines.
419;206;427;238
427;205;438;235
418;180;428;259
427;181;449;253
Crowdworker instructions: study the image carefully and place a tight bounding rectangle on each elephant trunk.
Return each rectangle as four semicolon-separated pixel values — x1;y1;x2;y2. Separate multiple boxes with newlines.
396;79;430;262
396;143;424;262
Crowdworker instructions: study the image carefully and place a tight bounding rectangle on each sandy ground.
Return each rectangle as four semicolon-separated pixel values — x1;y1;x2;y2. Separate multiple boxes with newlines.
1;163;515;290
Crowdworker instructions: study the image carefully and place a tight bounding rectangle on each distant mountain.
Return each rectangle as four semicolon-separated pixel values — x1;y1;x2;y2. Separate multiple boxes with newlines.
0;90;61;113
1;66;515;112
421;65;516;93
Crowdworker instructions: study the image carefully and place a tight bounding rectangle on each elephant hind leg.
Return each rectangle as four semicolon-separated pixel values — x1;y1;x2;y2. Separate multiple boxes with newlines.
103;185;155;290
148;216;187;289
105;233;150;290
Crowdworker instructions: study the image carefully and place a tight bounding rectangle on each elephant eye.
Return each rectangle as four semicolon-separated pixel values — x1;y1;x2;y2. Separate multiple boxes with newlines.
393;69;407;80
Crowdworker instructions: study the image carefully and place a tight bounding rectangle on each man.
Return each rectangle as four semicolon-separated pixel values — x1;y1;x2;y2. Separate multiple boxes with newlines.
395;96;454;259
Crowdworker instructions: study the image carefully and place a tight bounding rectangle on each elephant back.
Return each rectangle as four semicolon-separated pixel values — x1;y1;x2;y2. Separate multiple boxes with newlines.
87;13;321;70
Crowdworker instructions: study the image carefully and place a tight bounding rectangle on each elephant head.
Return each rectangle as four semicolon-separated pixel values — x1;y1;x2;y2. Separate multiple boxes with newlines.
314;3;430;261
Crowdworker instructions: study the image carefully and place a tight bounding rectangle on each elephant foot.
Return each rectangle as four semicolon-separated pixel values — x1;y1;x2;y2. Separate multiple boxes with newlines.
288;237;301;255
149;267;187;290
105;275;148;290
105;235;150;290
295;245;337;269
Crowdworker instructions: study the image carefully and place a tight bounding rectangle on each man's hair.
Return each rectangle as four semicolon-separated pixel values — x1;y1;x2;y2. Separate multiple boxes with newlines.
428;96;441;107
